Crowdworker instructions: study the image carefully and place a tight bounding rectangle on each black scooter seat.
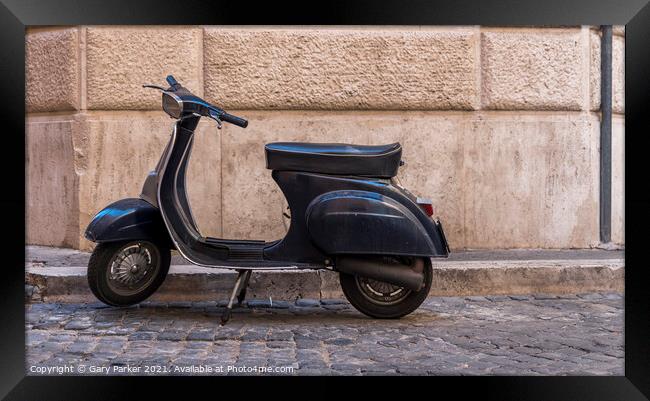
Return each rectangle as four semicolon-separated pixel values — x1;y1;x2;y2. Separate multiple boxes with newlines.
265;142;402;178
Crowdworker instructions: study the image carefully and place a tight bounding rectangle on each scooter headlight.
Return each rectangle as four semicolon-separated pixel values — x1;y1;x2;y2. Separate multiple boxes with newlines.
162;92;183;119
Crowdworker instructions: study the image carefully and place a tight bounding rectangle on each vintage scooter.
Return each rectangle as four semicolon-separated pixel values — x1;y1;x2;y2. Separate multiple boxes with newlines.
85;75;450;323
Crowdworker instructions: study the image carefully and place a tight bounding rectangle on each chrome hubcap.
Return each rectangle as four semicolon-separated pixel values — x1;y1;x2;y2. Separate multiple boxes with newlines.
107;242;159;296
356;276;411;305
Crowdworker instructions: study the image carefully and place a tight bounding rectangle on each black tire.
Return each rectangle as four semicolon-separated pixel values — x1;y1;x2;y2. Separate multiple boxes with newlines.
339;257;432;319
87;240;171;306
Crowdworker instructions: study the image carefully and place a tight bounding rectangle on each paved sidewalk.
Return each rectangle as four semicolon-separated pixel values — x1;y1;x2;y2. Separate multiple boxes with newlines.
25;246;625;302
25;245;625;267
26;293;624;376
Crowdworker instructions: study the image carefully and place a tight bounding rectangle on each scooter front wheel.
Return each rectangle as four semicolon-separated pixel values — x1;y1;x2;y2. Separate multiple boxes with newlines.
87;240;171;306
338;257;432;319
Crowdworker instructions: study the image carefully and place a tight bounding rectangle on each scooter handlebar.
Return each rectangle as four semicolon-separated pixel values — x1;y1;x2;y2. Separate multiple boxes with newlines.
220;112;248;128
163;75;248;128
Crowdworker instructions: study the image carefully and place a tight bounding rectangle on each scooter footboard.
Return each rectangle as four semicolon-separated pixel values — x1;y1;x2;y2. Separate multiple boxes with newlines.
306;190;442;257
84;198;174;248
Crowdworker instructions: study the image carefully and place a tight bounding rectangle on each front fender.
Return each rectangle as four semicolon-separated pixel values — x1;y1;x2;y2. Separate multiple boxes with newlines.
84;198;174;248
306;190;445;257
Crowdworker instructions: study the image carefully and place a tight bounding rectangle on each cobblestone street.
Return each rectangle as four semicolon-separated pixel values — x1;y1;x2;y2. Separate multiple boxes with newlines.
26;293;624;376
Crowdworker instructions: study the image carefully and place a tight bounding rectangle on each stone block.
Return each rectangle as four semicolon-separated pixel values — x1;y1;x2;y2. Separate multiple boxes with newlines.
204;27;479;110
86;27;202;110
481;29;584;110
462;113;600;248
26;116;79;247
26;28;79;112
319;270;344;299
429;259;624;296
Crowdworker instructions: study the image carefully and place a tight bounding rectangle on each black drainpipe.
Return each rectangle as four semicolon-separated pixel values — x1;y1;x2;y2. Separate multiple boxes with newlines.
599;25;612;244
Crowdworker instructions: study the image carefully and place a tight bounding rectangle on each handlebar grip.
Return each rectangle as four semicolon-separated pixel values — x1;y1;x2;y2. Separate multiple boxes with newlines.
221;113;248;128
166;75;179;87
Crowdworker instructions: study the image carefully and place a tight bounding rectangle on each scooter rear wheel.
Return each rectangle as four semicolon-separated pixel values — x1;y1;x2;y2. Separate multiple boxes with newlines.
338;256;432;319
87;240;171;306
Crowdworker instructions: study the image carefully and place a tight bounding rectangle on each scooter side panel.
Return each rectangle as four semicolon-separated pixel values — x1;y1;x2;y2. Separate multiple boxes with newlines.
305;190;436;256
264;171;449;261
84;198;174;248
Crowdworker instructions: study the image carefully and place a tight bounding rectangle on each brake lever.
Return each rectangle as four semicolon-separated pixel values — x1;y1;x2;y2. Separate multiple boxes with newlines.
207;109;223;129
213;116;223;130
142;84;167;91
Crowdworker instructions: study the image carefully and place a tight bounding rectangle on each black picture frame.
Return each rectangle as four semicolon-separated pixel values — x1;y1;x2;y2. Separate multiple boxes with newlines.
2;0;649;399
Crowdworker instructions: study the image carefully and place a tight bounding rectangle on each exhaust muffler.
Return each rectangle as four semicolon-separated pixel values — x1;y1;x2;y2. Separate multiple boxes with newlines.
335;257;425;291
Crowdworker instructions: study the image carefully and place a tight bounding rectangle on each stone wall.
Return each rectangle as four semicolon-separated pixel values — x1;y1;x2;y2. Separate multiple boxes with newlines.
25;26;625;251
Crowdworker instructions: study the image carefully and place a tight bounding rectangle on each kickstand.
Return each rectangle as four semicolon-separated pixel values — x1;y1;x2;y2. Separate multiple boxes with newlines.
221;270;252;325
237;270;252;306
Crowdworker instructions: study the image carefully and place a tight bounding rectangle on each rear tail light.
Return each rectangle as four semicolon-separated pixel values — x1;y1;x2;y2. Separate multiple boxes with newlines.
416;197;434;217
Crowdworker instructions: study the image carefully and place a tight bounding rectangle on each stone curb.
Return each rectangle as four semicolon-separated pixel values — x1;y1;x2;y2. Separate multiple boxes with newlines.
26;257;624;304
